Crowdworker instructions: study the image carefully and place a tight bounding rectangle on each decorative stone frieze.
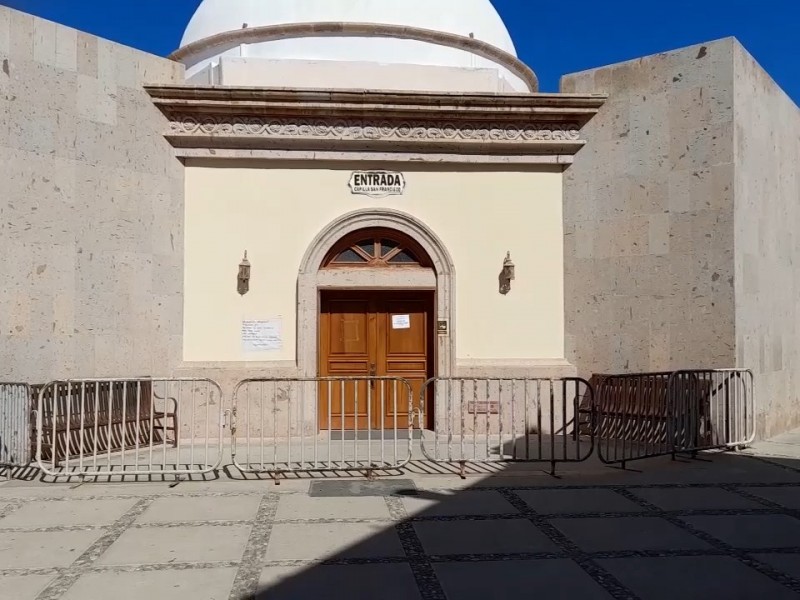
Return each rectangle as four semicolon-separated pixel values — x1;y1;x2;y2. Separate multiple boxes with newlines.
168;116;582;142
147;86;605;162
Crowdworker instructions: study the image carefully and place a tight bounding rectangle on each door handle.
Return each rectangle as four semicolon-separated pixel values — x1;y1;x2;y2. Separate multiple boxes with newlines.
369;363;377;377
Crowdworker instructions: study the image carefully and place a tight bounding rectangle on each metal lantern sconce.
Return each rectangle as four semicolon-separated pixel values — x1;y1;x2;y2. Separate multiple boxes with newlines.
238;251;251;296
499;251;515;295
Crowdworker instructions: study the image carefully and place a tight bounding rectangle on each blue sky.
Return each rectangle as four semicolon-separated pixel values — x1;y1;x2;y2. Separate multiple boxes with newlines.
2;0;798;102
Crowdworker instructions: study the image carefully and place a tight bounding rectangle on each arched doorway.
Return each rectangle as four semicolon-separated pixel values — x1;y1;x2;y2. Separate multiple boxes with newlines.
319;229;435;430
297;209;456;432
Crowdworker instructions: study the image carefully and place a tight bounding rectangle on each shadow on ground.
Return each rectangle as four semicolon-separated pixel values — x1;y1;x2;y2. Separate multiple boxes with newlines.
244;445;800;600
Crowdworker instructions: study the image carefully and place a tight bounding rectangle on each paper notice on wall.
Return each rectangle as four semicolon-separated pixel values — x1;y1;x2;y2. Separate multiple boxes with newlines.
392;315;411;330
242;319;282;352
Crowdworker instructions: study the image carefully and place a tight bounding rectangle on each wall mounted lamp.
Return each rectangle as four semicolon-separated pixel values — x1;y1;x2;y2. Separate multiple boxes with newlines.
499;251;515;295
238;251;251;296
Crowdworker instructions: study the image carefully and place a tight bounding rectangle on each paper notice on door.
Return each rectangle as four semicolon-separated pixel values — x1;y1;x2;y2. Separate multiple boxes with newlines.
242;319;282;352
392;314;411;330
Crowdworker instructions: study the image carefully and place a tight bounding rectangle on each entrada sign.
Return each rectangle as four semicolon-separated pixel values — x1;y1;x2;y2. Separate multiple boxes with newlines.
349;171;405;198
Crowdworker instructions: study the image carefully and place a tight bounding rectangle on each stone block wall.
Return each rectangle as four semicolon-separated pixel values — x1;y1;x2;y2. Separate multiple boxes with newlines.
0;7;185;383
562;38;800;439
561;39;738;376
732;42;800;438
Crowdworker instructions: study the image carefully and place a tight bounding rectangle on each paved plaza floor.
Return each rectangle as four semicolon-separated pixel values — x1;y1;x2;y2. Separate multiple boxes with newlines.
2;433;800;599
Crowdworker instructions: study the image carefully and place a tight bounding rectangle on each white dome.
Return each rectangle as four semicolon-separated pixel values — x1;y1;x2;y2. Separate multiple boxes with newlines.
178;0;532;92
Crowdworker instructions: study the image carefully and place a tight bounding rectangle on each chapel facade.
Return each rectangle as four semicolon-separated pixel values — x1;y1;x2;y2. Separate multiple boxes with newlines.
154;0;604;431
1;1;799;439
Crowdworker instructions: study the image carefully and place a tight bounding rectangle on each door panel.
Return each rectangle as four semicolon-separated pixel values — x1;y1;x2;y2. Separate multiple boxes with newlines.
319;291;433;431
319;298;374;430
386;361;427;371
379;298;430;430
328;302;369;356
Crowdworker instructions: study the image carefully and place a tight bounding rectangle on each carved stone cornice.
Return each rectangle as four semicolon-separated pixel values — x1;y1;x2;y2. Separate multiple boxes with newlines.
146;86;606;162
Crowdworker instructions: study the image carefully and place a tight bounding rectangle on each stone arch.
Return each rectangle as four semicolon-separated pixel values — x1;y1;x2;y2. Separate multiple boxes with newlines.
297;208;456;379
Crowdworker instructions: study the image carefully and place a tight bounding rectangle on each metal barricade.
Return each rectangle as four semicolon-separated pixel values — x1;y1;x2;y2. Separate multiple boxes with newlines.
1;383;32;471
595;372;676;466
231;377;414;479
35;378;225;478
670;369;755;453
417;378;594;476
596;370;756;466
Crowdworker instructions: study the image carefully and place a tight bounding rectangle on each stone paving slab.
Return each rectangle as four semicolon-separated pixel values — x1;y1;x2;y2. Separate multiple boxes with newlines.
96;525;251;565
257;564;422;600
597;556;800;600
0;530;104;568
753;553;800;580
61;568;238;600
629;486;766;510
682;514;800;549
550;516;712;552
265;521;405;561
516;488;644;514
137;495;261;524
0;574;55;600
747;486;800;509
413;518;558;555
0;498;137;528
433;559;615;600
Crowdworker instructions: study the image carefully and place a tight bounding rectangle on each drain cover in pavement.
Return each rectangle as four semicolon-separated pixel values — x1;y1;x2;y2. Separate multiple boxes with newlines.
308;479;417;497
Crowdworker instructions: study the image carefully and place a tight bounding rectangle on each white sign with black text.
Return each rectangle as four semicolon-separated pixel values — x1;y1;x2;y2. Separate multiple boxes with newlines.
242;319;283;352
392;315;411;330
349;171;406;199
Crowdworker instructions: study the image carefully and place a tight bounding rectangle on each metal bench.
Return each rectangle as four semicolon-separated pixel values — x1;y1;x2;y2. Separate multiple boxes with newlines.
32;379;178;464
575;373;712;447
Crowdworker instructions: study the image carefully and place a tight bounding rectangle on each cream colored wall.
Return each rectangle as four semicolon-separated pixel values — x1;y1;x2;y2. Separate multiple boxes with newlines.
183;162;565;363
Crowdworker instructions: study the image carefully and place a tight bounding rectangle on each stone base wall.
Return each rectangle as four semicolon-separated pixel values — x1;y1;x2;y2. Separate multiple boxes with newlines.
172;360;578;437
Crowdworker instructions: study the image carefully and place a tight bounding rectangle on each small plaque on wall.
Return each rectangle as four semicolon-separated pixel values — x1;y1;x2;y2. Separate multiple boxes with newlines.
349;171;405;198
437;320;449;335
468;401;500;415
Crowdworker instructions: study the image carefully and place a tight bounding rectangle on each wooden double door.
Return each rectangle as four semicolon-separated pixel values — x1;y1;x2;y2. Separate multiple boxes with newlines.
319;290;434;431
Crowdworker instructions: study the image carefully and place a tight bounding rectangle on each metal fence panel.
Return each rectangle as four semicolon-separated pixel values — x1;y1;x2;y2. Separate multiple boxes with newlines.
595;372;676;466
231;377;414;477
35;378;225;478
670;369;755;452
17;368;757;479
596;369;755;466
1;383;32;469
418;378;594;475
